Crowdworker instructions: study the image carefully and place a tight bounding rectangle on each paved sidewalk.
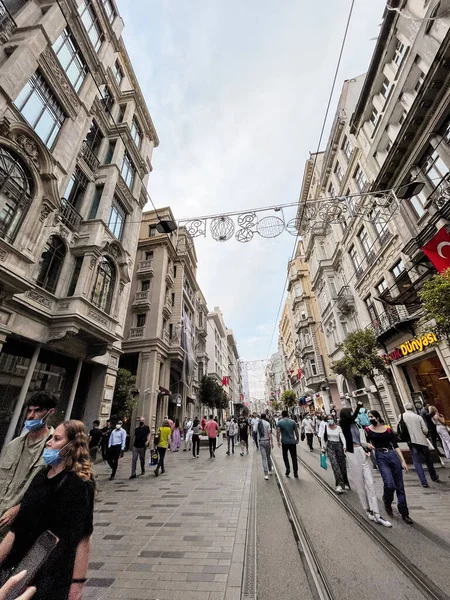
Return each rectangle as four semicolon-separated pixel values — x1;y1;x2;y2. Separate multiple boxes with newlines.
84;442;253;600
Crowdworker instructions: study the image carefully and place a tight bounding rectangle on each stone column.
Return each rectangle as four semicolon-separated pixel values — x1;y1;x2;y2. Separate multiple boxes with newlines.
64;358;83;419
3;344;41;447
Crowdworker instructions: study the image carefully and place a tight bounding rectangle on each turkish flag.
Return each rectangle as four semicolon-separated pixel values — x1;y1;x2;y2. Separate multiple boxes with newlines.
422;227;450;272
297;368;302;381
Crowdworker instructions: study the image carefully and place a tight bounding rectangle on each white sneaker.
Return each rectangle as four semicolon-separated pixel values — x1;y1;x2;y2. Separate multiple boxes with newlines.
336;485;343;494
264;475;269;480
366;510;376;521
374;514;392;528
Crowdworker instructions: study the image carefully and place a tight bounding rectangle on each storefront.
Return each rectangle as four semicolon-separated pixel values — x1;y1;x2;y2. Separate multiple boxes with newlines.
383;331;450;424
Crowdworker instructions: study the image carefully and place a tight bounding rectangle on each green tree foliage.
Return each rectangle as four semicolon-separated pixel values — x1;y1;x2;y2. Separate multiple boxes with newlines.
332;328;386;380
111;368;138;425
271;399;281;412
199;376;217;409
281;389;297;410
419;268;450;342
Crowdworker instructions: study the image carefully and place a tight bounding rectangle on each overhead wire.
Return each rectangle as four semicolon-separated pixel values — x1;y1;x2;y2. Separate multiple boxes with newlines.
264;0;356;360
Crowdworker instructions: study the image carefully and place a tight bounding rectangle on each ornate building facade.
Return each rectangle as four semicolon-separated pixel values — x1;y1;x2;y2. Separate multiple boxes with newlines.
0;0;158;447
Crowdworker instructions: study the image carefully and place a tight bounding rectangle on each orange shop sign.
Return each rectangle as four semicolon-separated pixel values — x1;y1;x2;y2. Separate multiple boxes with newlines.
382;332;438;364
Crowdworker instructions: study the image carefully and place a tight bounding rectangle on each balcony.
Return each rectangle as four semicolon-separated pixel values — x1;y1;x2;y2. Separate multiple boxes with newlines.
129;326;145;339
336;286;355;314
196;323;207;338
132;290;151;310
61;198;83;232
430;173;450;212
0;1;16;44
163;296;173;317
368;305;420;342
79;141;100;172
166;267;174;287
137;259;154;277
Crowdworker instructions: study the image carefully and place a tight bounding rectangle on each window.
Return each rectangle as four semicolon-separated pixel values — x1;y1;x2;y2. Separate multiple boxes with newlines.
354;164;367;192
36;235;66;294
328;278;338;298
392;259;406;279
88;185;103;220
100;85;114;112
349;245;360;269
171;293;175;307
294;282;303;297
130;118;142;149
327;182;336;198
409;185;427;218
393;39;407;67
421;149;448;185
85;120;103;157
358;228;371;255
141;280;150;291
67;256;83;296
136;314;146;328
371;208;388;238
78;0;103;52
385;141;392;153
0;146;32;243
173;265;177;278
145;251;153;260
342;136;352;161
399;108;407;125
15;72;65;148
310;359;318;376
341;321;349;336
117;104;126;122
104;140;116;164
370;107;380;128
63;167;88;210
334;161;343;182
365;296;378;323
52;28;87;92
380;76;392;100
121;152;135;189
112;60;123;86
425;2;440;35
91;256;115;313
377;279;388;295
108;198;126;239
414;69;425;93
101;0;116;23
149;226;157;237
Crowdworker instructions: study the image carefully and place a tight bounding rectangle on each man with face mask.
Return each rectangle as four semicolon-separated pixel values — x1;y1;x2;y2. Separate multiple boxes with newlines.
0;391;57;531
130;417;150;479
107;420;127;480
301;414;315;451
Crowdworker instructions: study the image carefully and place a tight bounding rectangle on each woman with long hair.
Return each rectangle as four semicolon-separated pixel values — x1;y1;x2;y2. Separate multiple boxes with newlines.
0;420;95;600
170;419;181;452
339;405;391;527
191;418;200;458
429;406;450;458
365;410;412;524
321;413;349;493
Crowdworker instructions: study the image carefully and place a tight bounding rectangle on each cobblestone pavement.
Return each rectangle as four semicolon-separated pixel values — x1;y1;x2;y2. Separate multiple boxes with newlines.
84;441;252;600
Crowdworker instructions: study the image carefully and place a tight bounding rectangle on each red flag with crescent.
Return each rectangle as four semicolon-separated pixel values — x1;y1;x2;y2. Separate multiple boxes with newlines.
422;227;450;272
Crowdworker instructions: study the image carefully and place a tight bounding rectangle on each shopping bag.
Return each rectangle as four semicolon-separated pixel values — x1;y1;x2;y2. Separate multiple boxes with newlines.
320;452;327;470
149;448;158;466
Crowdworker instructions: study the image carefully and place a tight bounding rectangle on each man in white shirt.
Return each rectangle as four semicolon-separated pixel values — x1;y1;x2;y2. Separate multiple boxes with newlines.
301;415;315;451
251;414;260;449
107;421;127;480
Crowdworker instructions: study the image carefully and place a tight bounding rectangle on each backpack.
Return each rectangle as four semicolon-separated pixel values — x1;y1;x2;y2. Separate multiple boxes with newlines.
356;409;370;428
397;414;410;443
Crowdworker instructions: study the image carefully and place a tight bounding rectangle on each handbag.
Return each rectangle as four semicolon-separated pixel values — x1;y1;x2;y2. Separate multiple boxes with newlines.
320;452;327;470
301;431;305;442
153;428;161;447
397;414;410;443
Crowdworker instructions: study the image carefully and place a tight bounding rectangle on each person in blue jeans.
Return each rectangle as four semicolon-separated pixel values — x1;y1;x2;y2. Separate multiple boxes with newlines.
365;410;413;525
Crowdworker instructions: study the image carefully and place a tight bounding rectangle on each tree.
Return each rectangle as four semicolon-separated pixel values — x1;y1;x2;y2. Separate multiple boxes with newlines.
271;399;281;412
111;368;138;426
281;389;297;411
419;268;450;343
332;328;390;423
199;376;216;409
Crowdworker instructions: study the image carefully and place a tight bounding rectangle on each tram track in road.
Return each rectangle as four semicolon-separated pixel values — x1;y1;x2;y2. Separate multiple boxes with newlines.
271;459;337;600
296;456;449;600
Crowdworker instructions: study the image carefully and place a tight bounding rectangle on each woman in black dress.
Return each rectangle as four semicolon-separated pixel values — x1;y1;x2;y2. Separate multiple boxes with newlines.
0;420;95;600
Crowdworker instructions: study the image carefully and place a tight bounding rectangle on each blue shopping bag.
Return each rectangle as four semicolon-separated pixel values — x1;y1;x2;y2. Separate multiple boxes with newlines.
320;452;327;470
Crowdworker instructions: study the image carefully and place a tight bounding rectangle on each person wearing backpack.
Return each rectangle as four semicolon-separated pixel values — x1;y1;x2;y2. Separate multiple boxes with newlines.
399;403;440;487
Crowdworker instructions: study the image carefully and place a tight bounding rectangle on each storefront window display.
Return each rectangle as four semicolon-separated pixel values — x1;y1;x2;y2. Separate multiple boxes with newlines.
402;354;450;424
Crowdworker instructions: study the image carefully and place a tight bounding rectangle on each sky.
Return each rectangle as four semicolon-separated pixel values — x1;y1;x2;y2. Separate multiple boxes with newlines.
116;0;386;398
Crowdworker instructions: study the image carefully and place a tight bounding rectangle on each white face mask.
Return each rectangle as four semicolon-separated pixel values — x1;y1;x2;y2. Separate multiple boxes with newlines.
116;424;122;430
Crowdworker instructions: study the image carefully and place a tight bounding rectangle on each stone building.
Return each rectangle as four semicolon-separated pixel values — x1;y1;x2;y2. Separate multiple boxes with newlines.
296;0;450;422
0;0;158;447
226;329;241;413
121;208;208;431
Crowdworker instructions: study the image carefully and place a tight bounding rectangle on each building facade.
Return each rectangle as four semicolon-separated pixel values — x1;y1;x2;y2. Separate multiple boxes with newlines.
0;0;158;448
121;208;208;431
295;0;450;423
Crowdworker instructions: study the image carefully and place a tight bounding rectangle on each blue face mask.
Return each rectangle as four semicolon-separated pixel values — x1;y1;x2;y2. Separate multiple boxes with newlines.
25;410;50;432
42;443;68;467
327;420;334;425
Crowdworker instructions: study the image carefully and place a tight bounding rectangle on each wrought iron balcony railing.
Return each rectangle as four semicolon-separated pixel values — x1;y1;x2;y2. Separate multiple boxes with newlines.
79;140;100;172
61;198;83;232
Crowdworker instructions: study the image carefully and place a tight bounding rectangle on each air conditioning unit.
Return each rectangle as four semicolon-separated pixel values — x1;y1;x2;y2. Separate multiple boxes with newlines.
352;388;368;397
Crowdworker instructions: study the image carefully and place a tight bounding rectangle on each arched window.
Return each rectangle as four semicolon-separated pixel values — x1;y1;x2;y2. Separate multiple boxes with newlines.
36;236;66;294
0;146;33;242
91;256;115;313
